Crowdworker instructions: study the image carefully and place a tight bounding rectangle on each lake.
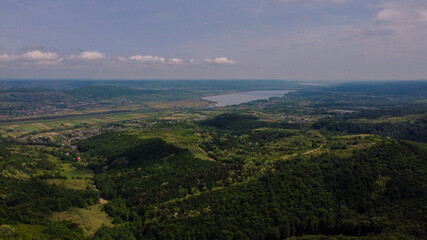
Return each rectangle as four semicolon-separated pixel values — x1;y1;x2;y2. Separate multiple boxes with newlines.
202;90;292;107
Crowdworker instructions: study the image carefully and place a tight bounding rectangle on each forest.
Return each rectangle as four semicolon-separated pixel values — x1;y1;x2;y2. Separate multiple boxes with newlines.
0;80;426;239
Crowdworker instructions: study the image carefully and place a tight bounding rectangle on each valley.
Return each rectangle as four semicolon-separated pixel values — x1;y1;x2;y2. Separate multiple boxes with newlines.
0;80;426;239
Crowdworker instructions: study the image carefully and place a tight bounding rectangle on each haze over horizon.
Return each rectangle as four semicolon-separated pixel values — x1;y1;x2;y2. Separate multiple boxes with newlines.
1;0;426;80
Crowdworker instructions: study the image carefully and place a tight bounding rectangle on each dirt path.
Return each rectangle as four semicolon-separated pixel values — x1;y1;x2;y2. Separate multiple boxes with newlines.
303;144;324;155
99;198;108;205
59;134;72;147
196;143;216;161
92;181;108;204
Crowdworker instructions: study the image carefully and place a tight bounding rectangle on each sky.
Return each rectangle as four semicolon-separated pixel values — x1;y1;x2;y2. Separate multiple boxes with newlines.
0;0;426;80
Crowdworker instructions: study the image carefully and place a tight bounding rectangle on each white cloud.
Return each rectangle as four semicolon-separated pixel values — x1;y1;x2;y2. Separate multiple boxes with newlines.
128;55;165;63
189;57;236;65
346;0;427;42
35;59;64;65
68;51;106;60
21;50;59;61
278;0;346;4
203;57;236;64
118;55;186;65
0;48;237;70
167;58;184;64
0;54;17;62
375;1;427;27
117;56;128;62
0;50;62;65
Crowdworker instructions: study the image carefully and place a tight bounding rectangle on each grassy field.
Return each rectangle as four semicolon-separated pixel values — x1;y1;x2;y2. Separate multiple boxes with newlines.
0;98;219;139
0;224;62;239
61;163;93;179
51;204;113;236
325;134;383;157
0;108;152;137
44;178;93;190
136;125;212;161
353;113;427;124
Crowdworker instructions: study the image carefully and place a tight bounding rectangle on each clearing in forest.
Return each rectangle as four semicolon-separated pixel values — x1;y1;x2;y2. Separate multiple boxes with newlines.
51;204;113;236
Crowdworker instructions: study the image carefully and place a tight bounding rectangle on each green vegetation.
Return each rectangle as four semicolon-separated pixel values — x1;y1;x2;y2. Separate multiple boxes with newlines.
51;204;113;236
44;178;93;190
141;141;426;240
313;117;427;143
77;132;239;204
61;163;93;179
0;143;100;239
0;80;426;239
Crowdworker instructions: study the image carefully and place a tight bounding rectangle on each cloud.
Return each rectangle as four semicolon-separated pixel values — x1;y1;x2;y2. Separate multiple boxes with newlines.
375;1;427;27
167;58;184;64
203;57;236;64
278;0;346;4
0;47;237;70
17;46;59;54
118;55;185;65
189;57;236;65
127;55;165;63
68;51;106;60
346;1;427;42
0;50;62;65
20;50;59;60
34;59;63;65
0;54;17;62
117;56;128;62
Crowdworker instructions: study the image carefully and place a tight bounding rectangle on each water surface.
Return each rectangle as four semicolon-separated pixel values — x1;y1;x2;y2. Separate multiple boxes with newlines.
202;90;292;107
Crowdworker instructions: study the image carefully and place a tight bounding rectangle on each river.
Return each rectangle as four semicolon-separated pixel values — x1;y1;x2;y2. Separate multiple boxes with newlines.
202;90;292;107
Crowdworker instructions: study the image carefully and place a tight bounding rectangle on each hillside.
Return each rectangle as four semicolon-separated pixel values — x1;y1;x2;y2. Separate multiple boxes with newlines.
0;80;426;239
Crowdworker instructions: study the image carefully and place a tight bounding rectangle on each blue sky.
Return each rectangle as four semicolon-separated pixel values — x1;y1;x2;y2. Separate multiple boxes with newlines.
0;0;426;80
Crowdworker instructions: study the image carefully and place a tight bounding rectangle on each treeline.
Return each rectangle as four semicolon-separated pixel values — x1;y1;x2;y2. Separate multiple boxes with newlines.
77;132;185;171
314;117;427;142
330;81;427;97
64;86;157;100
200;113;302;133
0;85;156;103
0;79;300;92
265;81;427;120
0;85;196;104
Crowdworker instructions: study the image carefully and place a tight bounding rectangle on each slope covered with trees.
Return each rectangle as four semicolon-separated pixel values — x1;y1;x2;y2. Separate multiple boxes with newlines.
91;141;426;240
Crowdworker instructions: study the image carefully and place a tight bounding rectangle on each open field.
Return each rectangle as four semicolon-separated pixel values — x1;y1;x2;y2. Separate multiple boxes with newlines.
0;98;221;139
0;111;151;137
135;125;212;161
61;163;93;179
51;204;113;236
352;113;427;124
44;178;93;190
